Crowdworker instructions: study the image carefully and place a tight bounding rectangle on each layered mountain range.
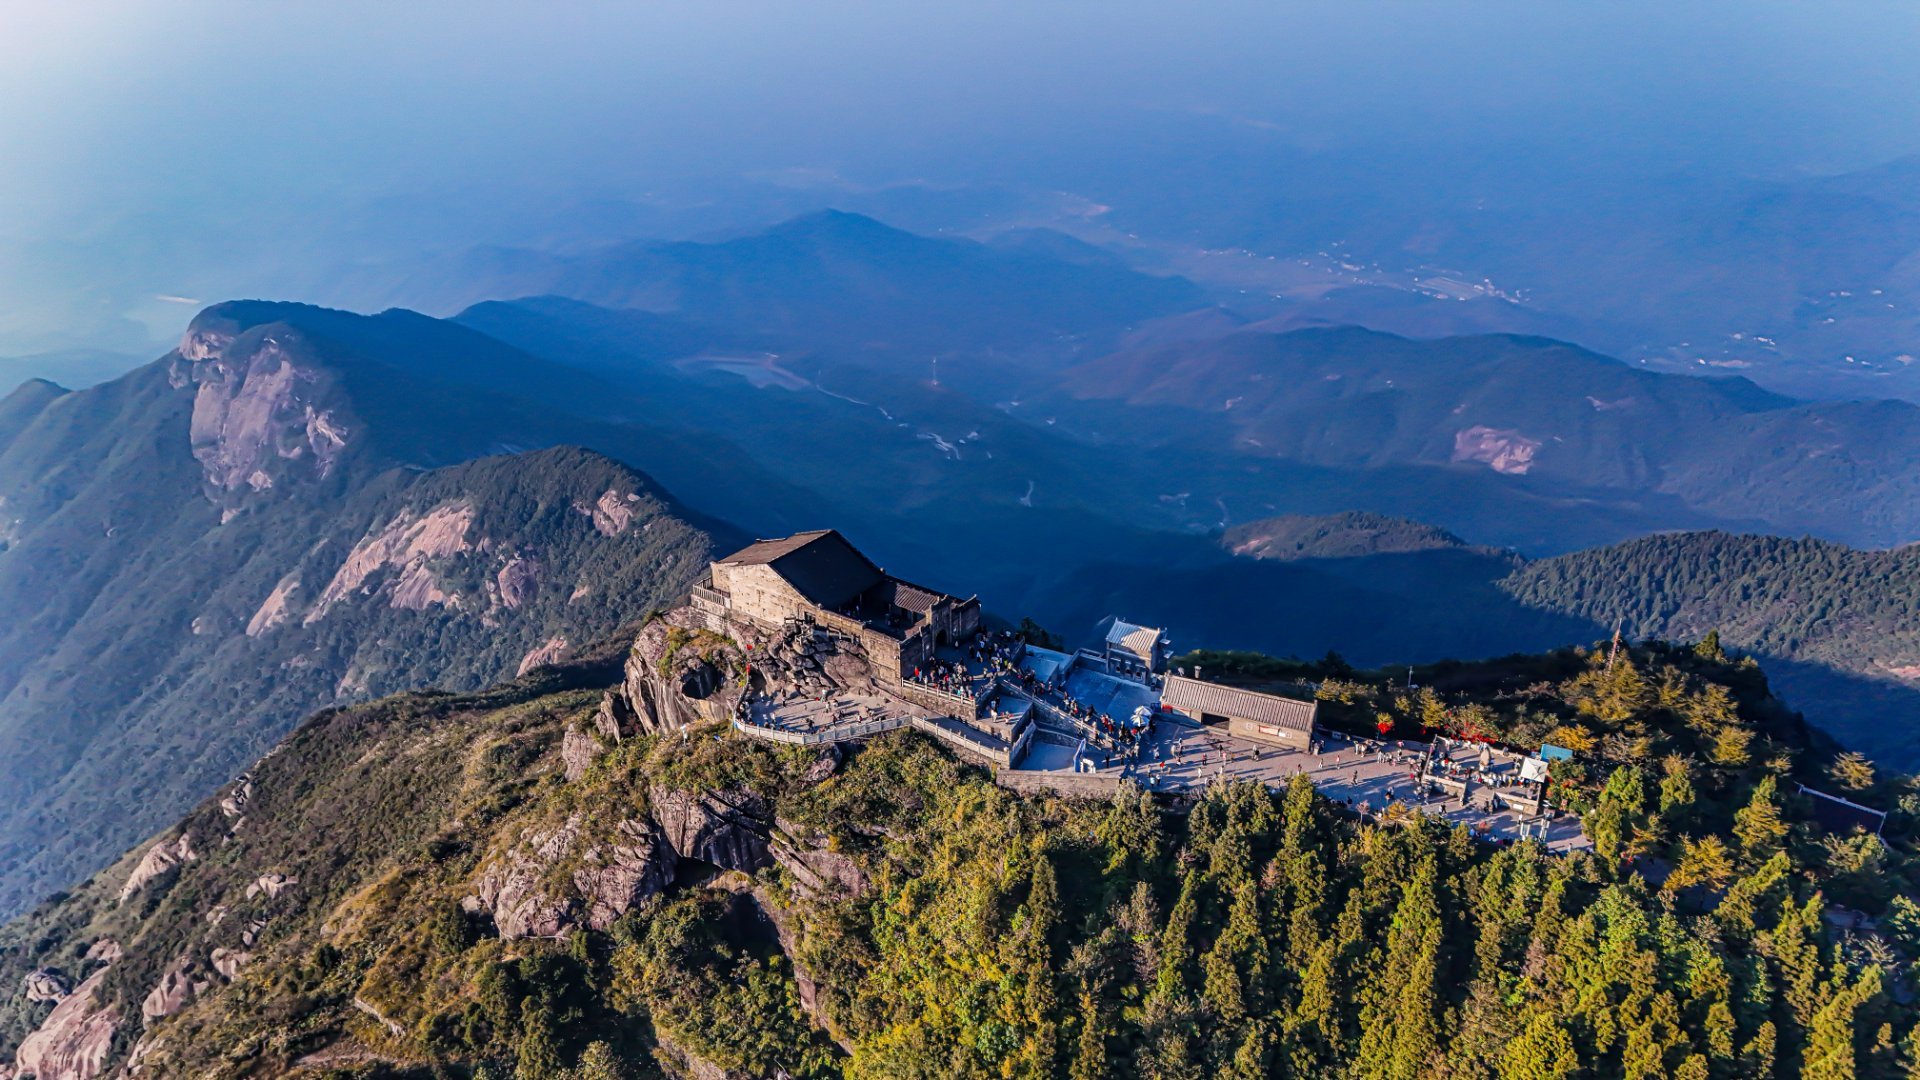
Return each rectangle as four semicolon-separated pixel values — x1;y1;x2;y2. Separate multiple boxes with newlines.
0;306;726;919
2;211;1919;921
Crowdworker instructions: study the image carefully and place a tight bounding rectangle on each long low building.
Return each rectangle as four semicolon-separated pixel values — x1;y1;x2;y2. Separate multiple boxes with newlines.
1160;675;1319;750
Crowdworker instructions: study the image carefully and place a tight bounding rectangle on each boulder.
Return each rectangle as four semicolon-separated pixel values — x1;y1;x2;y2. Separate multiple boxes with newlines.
140;956;211;1022
209;948;251;980
15;968;117;1080
244;873;297;900
81;940;120;964
219;775;252;820
118;833;196;904
21;969;70;1004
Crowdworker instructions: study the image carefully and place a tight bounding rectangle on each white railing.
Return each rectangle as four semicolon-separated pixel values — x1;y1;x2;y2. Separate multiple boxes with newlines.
909;716;1024;768
997;680;1102;741
732;713;911;747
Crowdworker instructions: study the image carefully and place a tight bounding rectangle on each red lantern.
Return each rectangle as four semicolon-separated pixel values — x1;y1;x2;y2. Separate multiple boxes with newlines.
1376;717;1393;734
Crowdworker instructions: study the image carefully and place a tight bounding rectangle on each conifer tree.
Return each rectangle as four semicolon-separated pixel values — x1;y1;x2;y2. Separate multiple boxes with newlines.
1498;1009;1579;1079
1155;871;1202;1001
1829;752;1877;792
1802;967;1882;1080
1664;834;1736;898
576;1042;628;1080
1733;776;1791;861
1354;860;1445;1080
1069;990;1108;1080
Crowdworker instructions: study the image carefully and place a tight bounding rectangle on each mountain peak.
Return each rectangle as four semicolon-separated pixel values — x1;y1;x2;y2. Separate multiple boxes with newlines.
763;207;903;240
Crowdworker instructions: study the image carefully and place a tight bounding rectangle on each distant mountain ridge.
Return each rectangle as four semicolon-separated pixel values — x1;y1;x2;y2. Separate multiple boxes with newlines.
1500;530;1920;765
1044;325;1920;548
357;209;1208;361
1222;510;1478;561
0;305;728;919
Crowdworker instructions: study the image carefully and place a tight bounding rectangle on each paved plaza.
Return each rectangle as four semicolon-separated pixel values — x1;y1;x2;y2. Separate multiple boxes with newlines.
1030;721;1590;853
746;687;928;736
738;623;1590;854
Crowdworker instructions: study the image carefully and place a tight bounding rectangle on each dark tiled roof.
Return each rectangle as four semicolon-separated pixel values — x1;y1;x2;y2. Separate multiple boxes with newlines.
718;530;884;610
1160;676;1318;733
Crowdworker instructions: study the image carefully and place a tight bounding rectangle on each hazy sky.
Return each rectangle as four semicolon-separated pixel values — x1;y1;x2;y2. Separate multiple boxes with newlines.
3;0;1919;362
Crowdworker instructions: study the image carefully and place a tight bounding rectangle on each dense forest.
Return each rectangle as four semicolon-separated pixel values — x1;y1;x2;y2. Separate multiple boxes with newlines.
1502;532;1920;681
1;635;1915;1078
1221;511;1480;562
1501;532;1920;764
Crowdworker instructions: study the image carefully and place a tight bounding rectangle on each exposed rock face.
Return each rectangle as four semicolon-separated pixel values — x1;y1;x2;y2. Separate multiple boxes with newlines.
466;819;580;940
574;820;676;931
170;315;353;503
651;786;773;874
466;814;674;939
605;616;742;738
561;725;604;782
495;556;541;609
770;817;867;902
352;996;405;1038
21;969;70;1004
245;574;302;636
594;689;637;744
518;635;570;677
306;502;475;624
14;968;117;1080
575;488;640;536
651;1035;756;1080
745;886;844;1051
81;940;120;964
141;956;212;1022
1452;425;1542;475
118;834;196;904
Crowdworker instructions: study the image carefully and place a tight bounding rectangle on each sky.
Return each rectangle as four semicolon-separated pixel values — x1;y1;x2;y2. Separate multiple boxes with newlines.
3;0;1919;366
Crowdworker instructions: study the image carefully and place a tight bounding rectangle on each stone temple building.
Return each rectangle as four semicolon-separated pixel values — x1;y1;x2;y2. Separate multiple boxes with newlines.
692;530;980;687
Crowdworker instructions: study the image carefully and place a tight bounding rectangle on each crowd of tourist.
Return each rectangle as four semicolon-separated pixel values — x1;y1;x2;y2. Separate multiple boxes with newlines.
906;659;979;697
